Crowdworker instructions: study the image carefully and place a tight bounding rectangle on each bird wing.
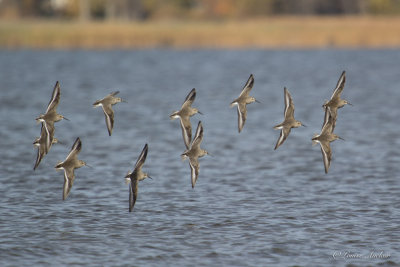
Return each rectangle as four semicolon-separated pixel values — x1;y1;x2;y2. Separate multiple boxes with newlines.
134;143;148;171
65;137;82;163
320;141;332;174
327;106;338;124
45;81;61;114
181;88;196;109
330;71;346;100
323;106;336;132
283;87;295;119
237;103;247;133
238;74;254;98
180;116;192;149
43;121;55;153
189;157;199;188
62;168;75;200
34;122;54;170
191;121;203;149
321;112;336;135
33;141;46;170
129;178;138;212
102;104;114;136
274;126;292;150
109;91;120;97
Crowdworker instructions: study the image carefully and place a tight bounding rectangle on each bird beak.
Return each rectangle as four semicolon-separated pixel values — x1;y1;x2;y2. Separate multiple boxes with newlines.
198;111;203;115
302;123;307;127
347;102;353;106
63;116;70;121
147;176;153;179
85;163;93;168
338;136;345;141
255;99;261;104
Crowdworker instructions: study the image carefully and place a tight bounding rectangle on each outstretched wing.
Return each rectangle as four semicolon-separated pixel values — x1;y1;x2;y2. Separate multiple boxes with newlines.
43;121;55;154
330;71;346;100
283;87;295;119
320;141;332;174
33;142;46;170
134;143;148;171
180;116;192;149
189;158;199;188
191;121;204;149
102;104;114;136
237;103;247;133
109;91;120;97
239;74;254;98
274;126;291;150
321;111;336;135
129;178;138;212
323;106;336;132
46;81;61;114
181;88;196;109
65;137;82;163
62;168;75;200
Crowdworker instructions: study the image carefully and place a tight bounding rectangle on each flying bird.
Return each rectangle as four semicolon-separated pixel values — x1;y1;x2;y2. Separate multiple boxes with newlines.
33;123;57;170
55;137;87;200
35;81;68;151
170;88;202;149
312;107;343;173
181;121;209;188
273;87;305;150
323;71;352;120
230;74;259;133
125;144;151;212
93;91;126;136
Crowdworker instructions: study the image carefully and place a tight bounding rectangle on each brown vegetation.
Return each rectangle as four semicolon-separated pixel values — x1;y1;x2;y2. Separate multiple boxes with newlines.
2;16;400;49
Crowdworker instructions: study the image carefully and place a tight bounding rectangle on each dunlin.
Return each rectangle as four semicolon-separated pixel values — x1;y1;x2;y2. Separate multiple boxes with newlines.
35;81;68;151
93;91;126;136
125;144;151;212
323;71;351;119
170;88;202;149
33;123;57;170
273;87;305;150
55;137;87;200
181;121;209;188
36;81;68;124
230;74;259;133
312;107;343;173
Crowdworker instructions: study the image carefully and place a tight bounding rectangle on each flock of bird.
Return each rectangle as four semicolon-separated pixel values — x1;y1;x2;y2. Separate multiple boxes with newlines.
33;71;350;212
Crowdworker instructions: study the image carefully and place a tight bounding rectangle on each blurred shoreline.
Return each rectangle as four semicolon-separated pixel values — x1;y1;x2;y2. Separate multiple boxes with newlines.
2;16;400;49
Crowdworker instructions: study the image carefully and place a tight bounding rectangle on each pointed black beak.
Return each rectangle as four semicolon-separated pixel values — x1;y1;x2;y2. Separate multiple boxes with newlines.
255;99;261;104
198;111;203;115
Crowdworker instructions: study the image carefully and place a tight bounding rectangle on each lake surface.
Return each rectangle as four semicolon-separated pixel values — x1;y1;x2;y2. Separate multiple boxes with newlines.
0;49;399;266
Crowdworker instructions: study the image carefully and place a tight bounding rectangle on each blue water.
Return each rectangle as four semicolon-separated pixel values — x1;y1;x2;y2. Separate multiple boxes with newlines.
0;49;399;266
